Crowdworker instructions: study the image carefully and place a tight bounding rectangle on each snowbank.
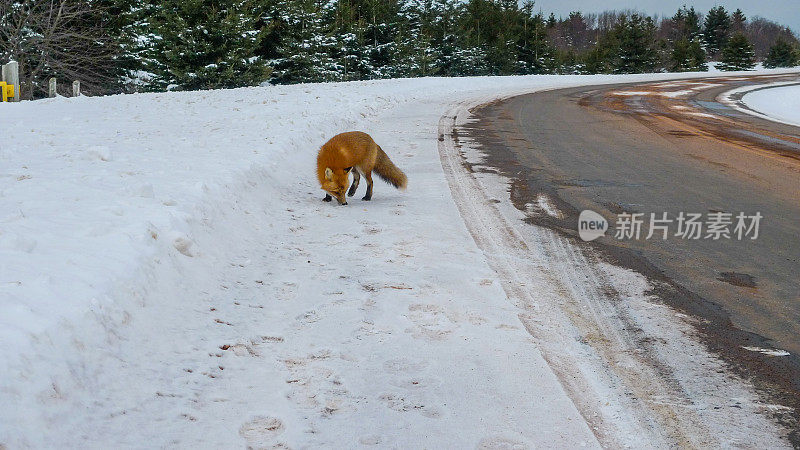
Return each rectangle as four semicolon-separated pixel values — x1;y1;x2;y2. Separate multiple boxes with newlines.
1;69;793;447
741;83;800;127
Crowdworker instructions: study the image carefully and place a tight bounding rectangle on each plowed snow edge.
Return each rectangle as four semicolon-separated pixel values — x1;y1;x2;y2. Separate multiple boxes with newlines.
437;94;791;448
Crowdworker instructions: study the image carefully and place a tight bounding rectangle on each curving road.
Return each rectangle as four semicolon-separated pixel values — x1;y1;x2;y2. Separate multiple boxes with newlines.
462;73;800;438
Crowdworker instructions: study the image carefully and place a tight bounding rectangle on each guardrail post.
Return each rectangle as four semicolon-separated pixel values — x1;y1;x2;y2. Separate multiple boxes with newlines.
72;80;80;97
49;77;57;97
1;61;20;101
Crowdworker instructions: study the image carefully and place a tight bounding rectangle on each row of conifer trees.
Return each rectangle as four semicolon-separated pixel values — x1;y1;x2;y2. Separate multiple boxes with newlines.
1;1;798;97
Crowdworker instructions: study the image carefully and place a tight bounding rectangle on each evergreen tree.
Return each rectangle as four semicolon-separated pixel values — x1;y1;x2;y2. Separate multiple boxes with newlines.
447;45;490;75
731;8;746;34
516;8;555;74
703;6;731;58
428;0;466;76
685;7;702;40
546;13;557;29
665;5;705;73
603;14;660;74
671;6;701;41
718;32;755;71
359;0;403;79
763;38;799;68
395;0;440;77
670;38;707;72
326;0;376;81
269;0;340;84
582;45;607;74
88;0;141;93
143;0;268;91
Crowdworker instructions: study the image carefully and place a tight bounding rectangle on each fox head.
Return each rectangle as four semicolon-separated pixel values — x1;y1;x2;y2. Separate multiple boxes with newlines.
321;167;350;205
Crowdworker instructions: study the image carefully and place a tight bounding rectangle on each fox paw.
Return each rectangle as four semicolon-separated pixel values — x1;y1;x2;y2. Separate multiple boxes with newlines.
323;195;332;202
362;196;371;201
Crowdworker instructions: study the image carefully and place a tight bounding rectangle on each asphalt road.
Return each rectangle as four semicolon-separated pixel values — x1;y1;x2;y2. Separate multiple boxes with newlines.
462;73;800;433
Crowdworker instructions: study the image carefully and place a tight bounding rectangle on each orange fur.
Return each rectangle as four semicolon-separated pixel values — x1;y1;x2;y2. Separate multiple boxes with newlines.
316;131;407;205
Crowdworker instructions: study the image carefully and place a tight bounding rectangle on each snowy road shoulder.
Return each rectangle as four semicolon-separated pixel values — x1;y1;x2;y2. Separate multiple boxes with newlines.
718;77;800;127
739;83;800;127
1;70;795;447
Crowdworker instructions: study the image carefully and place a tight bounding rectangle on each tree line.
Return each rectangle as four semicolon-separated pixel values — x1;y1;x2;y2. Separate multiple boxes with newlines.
1;0;798;99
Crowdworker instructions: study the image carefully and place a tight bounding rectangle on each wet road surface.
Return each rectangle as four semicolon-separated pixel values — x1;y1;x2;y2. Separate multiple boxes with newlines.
461;73;800;440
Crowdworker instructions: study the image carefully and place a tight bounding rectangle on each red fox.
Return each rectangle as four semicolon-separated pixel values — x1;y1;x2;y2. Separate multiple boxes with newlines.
317;131;407;205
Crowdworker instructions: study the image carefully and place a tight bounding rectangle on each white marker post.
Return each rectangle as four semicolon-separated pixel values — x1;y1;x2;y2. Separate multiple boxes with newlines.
1;61;20;101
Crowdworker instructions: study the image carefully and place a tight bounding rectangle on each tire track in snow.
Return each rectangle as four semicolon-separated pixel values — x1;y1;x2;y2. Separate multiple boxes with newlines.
437;97;790;448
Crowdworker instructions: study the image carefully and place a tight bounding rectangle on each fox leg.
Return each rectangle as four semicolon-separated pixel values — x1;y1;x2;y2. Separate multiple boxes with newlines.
362;172;373;201
348;170;361;197
323;194;332;202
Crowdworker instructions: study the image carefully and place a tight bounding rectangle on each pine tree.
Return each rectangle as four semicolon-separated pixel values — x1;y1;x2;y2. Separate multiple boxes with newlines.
703;6;731;58
326;0;375;81
143;0;269;91
671;38;707;72
395;0;441;77
718;32;755;71
731;8;746;34
89;0;140;93
269;0;340;84
604;14;660;74
671;6;701;41
685;7;701;40
516;8;554;74
763;38;799;68
546;13;557;29
447;45;490;75
666;6;706;72
360;0;403;79
582;46;607;74
427;0;464;76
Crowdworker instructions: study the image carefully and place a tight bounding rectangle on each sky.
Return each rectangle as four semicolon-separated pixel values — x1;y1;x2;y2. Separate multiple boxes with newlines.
531;1;800;36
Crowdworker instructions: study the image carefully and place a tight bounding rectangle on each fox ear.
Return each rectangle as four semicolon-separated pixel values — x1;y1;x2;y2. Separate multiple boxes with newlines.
344;166;353;173
324;167;333;180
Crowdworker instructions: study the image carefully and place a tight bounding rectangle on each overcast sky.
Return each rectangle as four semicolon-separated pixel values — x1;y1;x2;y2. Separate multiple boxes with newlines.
531;1;799;36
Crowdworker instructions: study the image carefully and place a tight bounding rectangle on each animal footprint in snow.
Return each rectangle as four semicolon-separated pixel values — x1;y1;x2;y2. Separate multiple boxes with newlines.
379;393;441;418
278;282;298;301
383;357;428;374
363;226;382;235
388;376;440;390
220;343;259;357
405;304;456;341
239;416;285;447
295;310;320;324
359;435;382;445
476;435;531;450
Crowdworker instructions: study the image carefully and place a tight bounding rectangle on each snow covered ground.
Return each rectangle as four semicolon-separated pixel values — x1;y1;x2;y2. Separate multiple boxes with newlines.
0;70;794;448
740;83;800;127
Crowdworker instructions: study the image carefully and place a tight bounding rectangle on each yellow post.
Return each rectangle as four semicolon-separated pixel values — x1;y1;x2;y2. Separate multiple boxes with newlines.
0;82;14;102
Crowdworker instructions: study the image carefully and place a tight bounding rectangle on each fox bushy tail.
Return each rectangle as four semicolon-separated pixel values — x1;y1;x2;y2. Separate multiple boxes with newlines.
374;146;408;190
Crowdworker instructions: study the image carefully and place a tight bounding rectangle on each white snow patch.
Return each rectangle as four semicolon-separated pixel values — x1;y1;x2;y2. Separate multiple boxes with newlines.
687;112;718;119
718;79;800;127
535;193;562;218
85;145;113;161
740;84;800;127
742;346;791;357
1;68;796;448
